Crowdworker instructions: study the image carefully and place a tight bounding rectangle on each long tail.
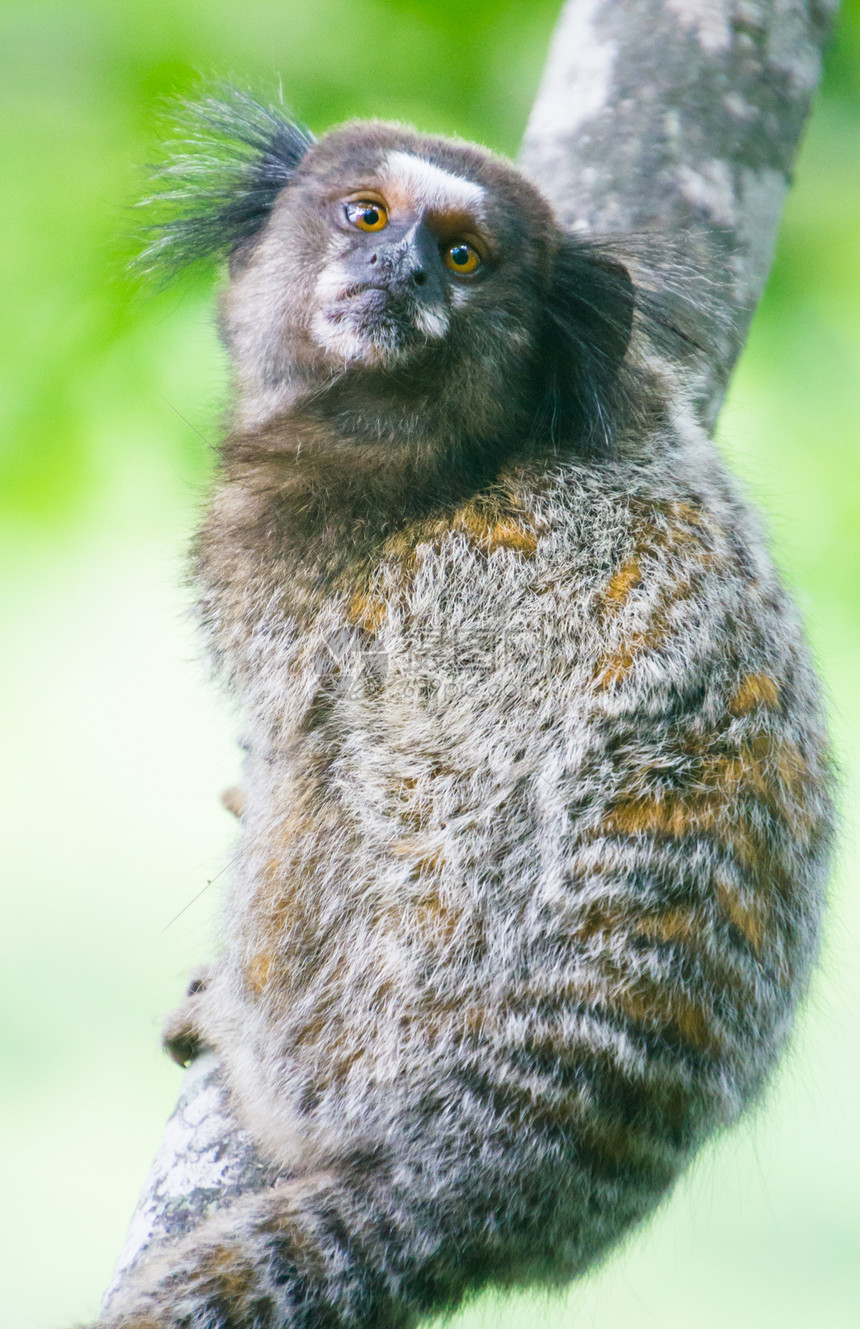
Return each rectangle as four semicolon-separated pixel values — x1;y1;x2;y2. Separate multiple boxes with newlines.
94;1161;501;1329
91;1075;650;1329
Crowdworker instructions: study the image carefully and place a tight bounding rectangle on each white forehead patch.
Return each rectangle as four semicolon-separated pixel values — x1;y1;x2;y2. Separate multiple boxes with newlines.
383;150;485;216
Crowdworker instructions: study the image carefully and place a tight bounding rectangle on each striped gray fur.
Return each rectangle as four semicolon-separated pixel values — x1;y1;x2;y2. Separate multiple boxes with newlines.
95;103;833;1329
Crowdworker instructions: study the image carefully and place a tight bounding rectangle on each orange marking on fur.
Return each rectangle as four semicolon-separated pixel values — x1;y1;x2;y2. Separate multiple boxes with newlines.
569;900;628;943
411;889;463;947
382;500;538;574
699;748;769;801
580;971;719;1054
619;981;716;1052
595;578;695;689
594;503;721;689
635;908;700;947
726;822;760;871
484;519;539;555
601;791;714;839
775;738;814;805
383;530;423;566
245;950;275;994
449;503;539;556
670;501;705;527
191;1245;257;1300
705;735;813;827
523;968;717;1055
716;879;766;953
348;592;387;633
601;732;814;849
453;506;494;544
253;1193;321;1253
569;894;770;1003
600;780;805;904
595;626;669;690
729;673;780;716
572;898;702;951
603;559;643;607
412;845;445;874
579;898;728;962
245;843;317;994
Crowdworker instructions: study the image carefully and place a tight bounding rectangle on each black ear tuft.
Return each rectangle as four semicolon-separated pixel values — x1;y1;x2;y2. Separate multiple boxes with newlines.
537;233;725;457
537;236;635;458
138;86;314;278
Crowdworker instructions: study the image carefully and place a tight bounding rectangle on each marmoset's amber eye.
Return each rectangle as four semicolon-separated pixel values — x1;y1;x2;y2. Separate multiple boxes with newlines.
345;201;389;232
443;242;482;275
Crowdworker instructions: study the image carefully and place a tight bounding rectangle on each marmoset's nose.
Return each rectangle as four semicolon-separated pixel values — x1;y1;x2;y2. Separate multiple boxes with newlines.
369;224;442;300
372;254;427;291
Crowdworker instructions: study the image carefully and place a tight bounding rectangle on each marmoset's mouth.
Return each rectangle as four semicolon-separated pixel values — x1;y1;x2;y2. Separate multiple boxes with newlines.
336;285;392;312
311;276;450;366
322;289;411;336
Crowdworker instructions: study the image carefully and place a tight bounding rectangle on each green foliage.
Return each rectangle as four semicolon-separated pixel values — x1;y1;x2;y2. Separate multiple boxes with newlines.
1;2;858;1327
0;0;559;527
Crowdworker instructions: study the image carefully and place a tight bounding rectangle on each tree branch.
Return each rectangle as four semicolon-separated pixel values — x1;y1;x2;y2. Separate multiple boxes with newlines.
520;0;838;421
101;0;838;1313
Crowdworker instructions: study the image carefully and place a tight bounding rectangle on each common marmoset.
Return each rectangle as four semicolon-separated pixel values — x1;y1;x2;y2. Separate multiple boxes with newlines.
96;91;833;1329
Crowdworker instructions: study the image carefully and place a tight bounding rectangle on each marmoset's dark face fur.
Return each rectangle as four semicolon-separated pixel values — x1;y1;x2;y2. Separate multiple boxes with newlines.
225;122;558;391
148;93;640;475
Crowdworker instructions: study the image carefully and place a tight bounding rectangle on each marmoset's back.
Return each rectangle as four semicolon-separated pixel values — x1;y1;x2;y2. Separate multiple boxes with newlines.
95;94;833;1329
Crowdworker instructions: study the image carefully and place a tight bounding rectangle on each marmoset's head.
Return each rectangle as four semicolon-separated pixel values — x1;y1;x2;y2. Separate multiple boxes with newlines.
145;90;692;457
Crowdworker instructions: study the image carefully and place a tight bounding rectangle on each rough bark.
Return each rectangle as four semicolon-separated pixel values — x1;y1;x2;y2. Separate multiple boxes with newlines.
520;0;838;422
102;0;837;1312
101;1056;272;1309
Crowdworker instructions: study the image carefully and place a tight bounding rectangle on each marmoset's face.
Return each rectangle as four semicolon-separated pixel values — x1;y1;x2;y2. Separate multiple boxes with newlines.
307;150;501;366
223;123;558;391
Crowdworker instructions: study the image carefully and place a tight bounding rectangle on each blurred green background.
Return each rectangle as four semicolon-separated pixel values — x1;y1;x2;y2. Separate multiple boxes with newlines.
1;1;858;1326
